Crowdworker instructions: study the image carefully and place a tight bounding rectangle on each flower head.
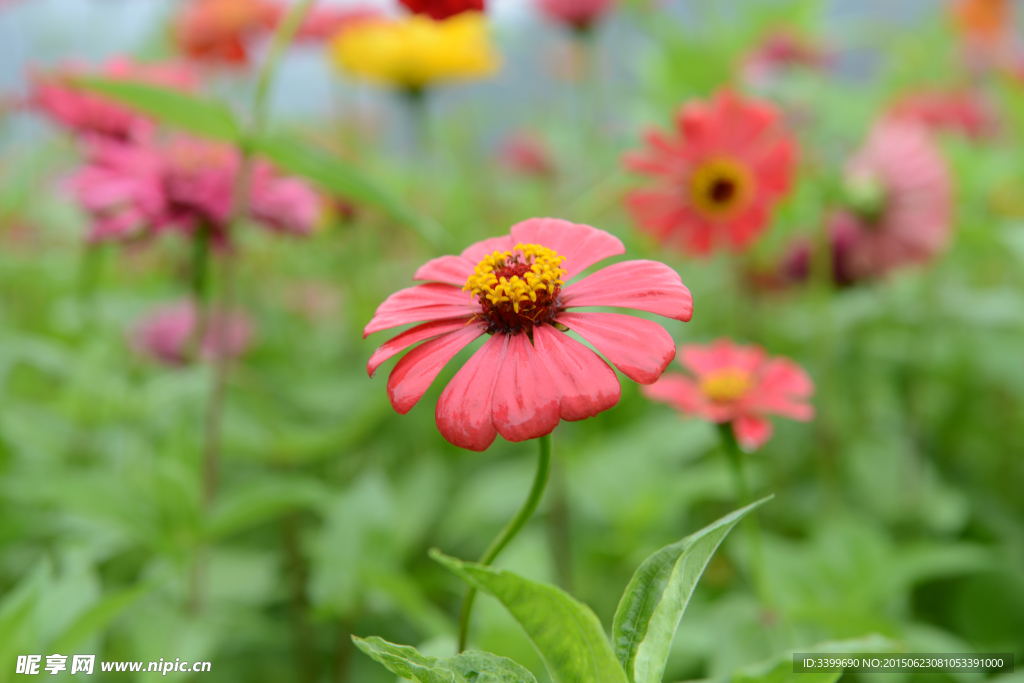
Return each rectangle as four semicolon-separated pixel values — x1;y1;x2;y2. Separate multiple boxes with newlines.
293;5;382;42
68;136;320;243
400;0;485;21
174;0;280;65
624;90;797;257
328;13;500;91
741;29;829;86
29;57;196;141
130;301;253;365
642;338;814;451
498;131;555;176
536;0;614;32
887;90;997;140
832;122;952;280
365;218;693;451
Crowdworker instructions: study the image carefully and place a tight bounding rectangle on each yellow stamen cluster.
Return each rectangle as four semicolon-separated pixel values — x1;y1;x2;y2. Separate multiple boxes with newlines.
690;157;754;217
464;243;567;314
700;368;753;403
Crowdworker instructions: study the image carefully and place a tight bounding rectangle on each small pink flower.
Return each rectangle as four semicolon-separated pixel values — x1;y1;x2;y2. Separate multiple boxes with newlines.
624;90;797;257
887;90;997;140
833;122;953;280
498;131;555;176
68;136;320;243
741;29;830;86
365;218;693;451
294;5;382;41
130;301;253;365
29;57;197;141
642;338;814;451
537;0;614;32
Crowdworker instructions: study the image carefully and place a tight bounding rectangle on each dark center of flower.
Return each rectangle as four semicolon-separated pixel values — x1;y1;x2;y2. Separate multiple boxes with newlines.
690;158;754;217
464;243;567;335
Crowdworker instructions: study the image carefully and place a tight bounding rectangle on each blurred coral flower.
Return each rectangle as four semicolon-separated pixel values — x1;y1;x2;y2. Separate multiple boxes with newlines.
400;0;485;22
832;122;953;280
293;5;382;42
328;13;500;92
643;339;814;451
130;301;253;365
364;218;693;451
69;136;320;243
887;91;997;140
624;90;796;257
174;0;279;65
498;131;555;176
29;57;196;141
741;28;829;86
536;0;614;33
950;0;1017;70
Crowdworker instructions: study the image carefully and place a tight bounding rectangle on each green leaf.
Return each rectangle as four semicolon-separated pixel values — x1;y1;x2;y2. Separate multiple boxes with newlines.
713;634;902;683
205;477;329;540
613;496;773;683
252;133;447;249
352;636;538;683
48;580;157;653
71;78;240;142
430;550;628;683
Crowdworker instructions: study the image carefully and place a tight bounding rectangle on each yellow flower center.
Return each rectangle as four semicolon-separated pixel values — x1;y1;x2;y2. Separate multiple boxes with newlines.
464;243;567;333
700;368;753;403
689;158;754;217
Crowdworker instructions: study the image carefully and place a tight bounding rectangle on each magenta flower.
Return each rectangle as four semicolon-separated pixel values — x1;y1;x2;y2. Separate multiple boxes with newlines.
536;0;614;32
642;339;814;451
833;122;953;280
68;136;320;243
365;218;693;451
130;301;253;365
29;57;196;141
498;131;555;177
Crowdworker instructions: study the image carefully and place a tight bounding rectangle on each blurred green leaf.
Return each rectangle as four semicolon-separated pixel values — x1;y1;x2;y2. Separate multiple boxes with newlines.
353;636;538;683
253;134;448;249
205;477;329;540
709;634;902;683
71;78;241;142
613;497;773;683
430;550;627;683
47;580;158;653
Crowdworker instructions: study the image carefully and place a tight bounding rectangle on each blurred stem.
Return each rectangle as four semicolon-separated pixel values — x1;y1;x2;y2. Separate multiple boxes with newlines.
335;619;355;683
191;0;317;615
76;242;105;331
188;224;212;359
547;458;574;593
402;87;430;158
717;422;772;609
282;512;317;683
457;433;552;653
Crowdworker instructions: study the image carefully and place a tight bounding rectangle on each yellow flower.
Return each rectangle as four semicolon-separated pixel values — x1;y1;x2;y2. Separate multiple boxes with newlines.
329;13;500;91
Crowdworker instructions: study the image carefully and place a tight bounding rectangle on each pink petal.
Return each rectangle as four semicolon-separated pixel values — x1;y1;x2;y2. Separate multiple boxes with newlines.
533;323;620;421
364;283;473;337
386;326;485;414
745;359;815;420
639;374;708;416
733;415;773;451
680;339;765;377
556;312;676;384
436;334;508;451
413;255;475;286
489;332;561;442
368;317;478;377
560;260;693;321
509;217;626;279
460;235;516;263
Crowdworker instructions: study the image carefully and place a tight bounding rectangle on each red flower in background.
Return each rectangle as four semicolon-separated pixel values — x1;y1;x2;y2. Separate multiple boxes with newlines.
741;29;830;86
624;90;797;257
174;0;279;65
642;338;814;451
131;301;253;365
29;57;196;141
832;122;953;280
364;218;693;451
68;136;320;243
887;91;997;140
536;0;613;32
498;131;555;176
399;0;484;21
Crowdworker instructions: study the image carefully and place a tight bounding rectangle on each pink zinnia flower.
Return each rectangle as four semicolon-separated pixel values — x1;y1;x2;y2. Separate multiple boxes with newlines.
887;91;997;140
130;301;253;365
642;339;814;451
68;136;320;243
29;57;196;141
294;5;381;41
498;131;555;176
536;0;613;32
624;90;797;257
832;122;953;279
174;0;280;66
365;218;693;451
741;29;829;86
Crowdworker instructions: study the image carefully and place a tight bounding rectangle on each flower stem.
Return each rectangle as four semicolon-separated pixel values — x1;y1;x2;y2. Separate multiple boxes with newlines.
457;433;552;653
717;422;772;607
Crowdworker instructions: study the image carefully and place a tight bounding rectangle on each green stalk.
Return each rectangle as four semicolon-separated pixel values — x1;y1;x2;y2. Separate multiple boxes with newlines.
717;422;772;608
457;433;552;653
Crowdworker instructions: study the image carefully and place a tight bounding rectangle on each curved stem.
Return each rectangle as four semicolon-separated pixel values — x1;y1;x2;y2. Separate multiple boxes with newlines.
457;433;552;653
717;422;771;607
